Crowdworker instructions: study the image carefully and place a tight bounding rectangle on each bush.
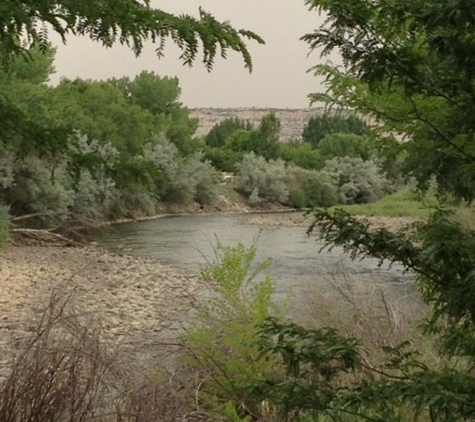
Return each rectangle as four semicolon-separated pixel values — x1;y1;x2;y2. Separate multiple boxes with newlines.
0;204;10;246
8;155;75;219
321;156;393;204
279;141;324;170
285;166;338;208
234;153;289;204
181;239;284;419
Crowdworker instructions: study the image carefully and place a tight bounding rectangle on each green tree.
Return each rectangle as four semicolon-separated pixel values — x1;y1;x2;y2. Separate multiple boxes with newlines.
241;1;475;421
279;141;323;170
205;117;252;148
302;113;368;149
254;112;281;160
303;0;475;200
318;132;372;160
0;0;263;70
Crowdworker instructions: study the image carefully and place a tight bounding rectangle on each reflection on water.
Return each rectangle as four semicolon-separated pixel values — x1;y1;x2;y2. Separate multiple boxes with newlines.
91;212;418;315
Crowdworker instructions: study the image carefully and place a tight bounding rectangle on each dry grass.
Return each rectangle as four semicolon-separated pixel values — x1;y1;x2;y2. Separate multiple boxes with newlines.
0;289;214;422
293;266;433;369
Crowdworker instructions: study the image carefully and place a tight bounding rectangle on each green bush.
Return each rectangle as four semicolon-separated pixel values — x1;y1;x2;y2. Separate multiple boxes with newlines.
279;141;324;170
0;205;10;246
285;166;338;208
181;239;285;419
234;153;289;204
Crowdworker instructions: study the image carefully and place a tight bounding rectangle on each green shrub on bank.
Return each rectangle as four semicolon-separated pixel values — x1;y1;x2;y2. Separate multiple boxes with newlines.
321;156;393;204
286;166;338;208
0;205;10;246
234;153;289;204
181;239;285;419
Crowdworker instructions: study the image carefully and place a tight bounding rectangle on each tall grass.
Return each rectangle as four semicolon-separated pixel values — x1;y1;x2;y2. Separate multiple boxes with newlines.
330;189;439;218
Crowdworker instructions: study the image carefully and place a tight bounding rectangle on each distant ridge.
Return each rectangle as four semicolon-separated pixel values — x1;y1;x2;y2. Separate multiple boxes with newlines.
189;107;326;142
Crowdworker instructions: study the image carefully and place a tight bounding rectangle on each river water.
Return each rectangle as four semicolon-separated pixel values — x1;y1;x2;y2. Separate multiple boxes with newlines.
92;212;419;317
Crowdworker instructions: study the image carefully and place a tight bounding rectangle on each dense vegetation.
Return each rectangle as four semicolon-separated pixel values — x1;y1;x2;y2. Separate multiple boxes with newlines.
2;0;475;421
0;43;406;240
0;47;223;233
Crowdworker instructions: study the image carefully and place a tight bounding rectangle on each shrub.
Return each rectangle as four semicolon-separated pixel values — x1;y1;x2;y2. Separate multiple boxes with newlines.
70;168;119;220
8;155;75;219
181;239;284;419
279;141;324;170
285;166;338;208
0;204;10;246
234;153;289;204
321;156;393;204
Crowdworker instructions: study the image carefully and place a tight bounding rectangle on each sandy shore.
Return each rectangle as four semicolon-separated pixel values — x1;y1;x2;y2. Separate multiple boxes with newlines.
0;245;201;369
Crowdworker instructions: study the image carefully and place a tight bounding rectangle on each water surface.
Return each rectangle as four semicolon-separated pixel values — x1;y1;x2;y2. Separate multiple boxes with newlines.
92;213;415;306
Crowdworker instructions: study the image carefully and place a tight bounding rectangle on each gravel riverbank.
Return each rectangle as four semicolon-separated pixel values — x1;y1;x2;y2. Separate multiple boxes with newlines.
0;245;200;369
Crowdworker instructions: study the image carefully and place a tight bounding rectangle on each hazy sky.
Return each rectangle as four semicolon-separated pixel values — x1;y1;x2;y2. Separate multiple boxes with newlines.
50;1;331;108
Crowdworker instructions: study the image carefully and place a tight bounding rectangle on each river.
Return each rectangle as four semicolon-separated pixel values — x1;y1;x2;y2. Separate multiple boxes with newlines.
92;212;420;317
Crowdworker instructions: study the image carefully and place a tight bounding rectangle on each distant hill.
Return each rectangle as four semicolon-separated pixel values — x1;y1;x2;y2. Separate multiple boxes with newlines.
189;107;326;142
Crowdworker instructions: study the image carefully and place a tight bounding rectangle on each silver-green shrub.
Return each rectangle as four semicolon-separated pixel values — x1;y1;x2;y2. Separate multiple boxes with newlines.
12;156;75;217
321;156;392;204
234;153;289;204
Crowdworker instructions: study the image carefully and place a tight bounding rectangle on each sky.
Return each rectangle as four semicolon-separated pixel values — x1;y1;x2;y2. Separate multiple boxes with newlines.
50;0;332;109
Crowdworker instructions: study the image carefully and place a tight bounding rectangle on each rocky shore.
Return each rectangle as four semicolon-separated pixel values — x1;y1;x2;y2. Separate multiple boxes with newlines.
0;212;417;371
0;245;201;369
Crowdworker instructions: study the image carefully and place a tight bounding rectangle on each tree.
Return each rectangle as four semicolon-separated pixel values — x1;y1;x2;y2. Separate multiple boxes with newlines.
302;113;368;149
113;72;199;154
205;117;252;148
303;0;475;200
318;132;372;160
0;0;263;71
241;2;475;421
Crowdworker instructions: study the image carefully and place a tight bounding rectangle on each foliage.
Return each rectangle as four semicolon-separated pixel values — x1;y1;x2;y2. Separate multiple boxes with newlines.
321;156;392;204
303;0;475;200
205;117;252;148
331;189;438;218
318;132;373;160
204;112;282;172
0;204;9;246
181;239;282;419
220;2;475;421
279;141;324;170
285;166;338;208
0;0;264;71
0;46;228;225
234;153;289;204
165;152;220;205
302;114;369;149
114;71;199;155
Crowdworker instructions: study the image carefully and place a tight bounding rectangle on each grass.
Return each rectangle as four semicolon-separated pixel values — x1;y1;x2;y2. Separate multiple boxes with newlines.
329;189;440;218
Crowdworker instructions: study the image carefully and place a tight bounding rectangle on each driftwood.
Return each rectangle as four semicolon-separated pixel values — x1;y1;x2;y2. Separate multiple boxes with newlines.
10;228;75;246
9;212;105;246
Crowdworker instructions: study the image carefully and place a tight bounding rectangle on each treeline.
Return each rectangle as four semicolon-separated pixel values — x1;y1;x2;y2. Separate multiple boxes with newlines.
0;46;416;240
203;112;406;208
0;46;220;234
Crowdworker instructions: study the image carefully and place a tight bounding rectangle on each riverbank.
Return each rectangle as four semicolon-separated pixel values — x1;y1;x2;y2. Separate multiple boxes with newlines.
0;209;418;368
0;244;200;370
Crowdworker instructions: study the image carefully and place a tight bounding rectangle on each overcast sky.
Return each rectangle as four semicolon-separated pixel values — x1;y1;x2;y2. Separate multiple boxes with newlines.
50;1;331;108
